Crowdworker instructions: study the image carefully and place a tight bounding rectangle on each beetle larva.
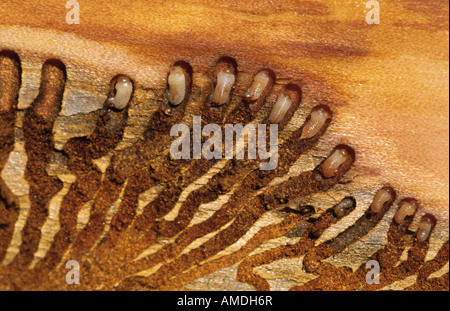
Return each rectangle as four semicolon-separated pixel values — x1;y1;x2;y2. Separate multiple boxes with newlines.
0;0;447;291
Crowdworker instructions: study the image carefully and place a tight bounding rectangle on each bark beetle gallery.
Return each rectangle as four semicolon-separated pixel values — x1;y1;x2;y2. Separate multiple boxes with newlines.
0;0;448;290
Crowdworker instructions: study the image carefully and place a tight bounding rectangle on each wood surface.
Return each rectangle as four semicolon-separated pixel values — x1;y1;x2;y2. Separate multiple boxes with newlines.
0;0;448;291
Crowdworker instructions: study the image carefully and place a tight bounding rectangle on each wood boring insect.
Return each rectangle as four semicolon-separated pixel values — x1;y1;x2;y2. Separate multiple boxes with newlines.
0;0;448;290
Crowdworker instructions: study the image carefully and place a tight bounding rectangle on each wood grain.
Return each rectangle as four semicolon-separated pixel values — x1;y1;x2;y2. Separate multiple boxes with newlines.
0;0;448;290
